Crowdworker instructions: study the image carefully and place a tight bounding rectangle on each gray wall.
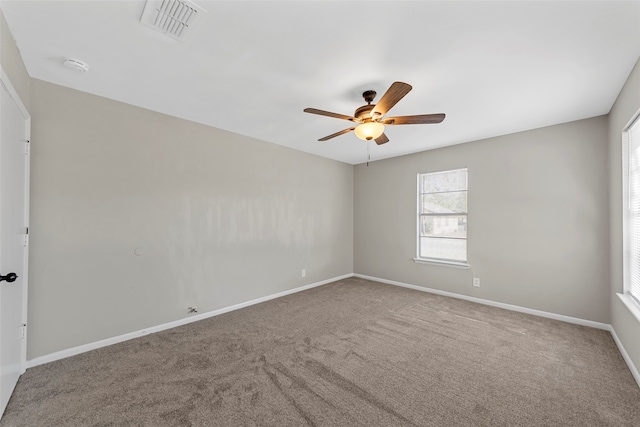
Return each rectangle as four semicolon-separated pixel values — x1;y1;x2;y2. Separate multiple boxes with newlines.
354;116;610;323
609;58;640;372
27;79;353;359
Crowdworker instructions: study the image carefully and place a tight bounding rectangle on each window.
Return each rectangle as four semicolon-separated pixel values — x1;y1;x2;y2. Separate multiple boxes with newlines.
623;114;640;306
417;168;468;266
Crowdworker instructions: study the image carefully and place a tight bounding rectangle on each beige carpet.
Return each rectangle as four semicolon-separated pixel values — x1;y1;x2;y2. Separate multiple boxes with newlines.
2;277;639;426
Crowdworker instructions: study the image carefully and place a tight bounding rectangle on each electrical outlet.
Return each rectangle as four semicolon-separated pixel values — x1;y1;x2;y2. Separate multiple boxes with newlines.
301;269;306;278
472;277;480;288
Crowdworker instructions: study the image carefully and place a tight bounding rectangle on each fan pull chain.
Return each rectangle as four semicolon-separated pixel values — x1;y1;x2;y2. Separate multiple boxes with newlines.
367;139;370;167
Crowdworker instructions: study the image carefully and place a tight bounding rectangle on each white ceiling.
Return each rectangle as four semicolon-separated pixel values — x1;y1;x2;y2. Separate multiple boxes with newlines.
2;1;639;165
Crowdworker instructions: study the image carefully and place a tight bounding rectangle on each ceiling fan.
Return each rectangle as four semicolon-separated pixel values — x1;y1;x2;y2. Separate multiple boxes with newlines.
304;81;445;145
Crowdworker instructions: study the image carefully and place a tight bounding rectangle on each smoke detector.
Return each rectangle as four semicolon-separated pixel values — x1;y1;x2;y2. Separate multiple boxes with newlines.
63;59;90;73
140;0;206;42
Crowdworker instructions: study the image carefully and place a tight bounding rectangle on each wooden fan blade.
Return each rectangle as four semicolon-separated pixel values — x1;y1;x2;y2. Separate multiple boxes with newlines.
371;82;412;118
318;127;356;141
375;133;389;145
304;108;358;122
383;113;445;125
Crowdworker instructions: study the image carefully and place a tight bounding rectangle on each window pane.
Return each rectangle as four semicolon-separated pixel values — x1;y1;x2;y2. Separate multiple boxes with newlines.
421;191;467;214
420;215;467;238
421;169;467;193
417;167;468;264
420;237;466;261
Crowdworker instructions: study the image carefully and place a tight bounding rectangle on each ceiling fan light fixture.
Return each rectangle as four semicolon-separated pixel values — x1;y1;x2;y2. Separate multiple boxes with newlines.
354;122;384;141
304;82;443;144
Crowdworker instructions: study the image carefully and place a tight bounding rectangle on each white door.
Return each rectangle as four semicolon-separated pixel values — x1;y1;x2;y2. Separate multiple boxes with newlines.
0;70;30;417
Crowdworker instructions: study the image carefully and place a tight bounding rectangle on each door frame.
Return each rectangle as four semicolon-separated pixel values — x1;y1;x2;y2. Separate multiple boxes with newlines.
0;65;31;376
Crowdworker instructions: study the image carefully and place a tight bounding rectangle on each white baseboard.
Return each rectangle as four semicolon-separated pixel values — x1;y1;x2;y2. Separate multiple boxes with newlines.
355;274;640;389
27;273;354;369
27;272;640;391
608;326;640;388
354;274;610;330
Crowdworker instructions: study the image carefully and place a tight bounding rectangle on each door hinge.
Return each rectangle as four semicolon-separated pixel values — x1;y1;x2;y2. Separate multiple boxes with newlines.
21;324;27;339
23;227;29;246
24;139;30;155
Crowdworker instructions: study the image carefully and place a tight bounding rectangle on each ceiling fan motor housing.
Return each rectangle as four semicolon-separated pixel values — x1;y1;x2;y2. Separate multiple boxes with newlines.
355;104;375;121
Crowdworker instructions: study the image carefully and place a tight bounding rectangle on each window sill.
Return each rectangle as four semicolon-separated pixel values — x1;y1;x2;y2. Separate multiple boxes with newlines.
413;258;470;269
617;293;640;323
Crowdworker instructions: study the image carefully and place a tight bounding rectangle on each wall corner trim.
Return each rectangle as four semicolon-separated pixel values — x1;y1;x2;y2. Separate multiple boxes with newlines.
26;273;354;369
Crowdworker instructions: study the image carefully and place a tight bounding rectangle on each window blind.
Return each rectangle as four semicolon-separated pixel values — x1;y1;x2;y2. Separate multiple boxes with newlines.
625;115;640;304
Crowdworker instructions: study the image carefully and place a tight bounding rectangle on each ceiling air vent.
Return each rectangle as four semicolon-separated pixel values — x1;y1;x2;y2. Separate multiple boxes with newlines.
140;0;206;42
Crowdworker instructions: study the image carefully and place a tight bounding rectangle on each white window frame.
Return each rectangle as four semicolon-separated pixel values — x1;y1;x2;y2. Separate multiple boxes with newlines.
414;167;469;269
621;110;640;321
